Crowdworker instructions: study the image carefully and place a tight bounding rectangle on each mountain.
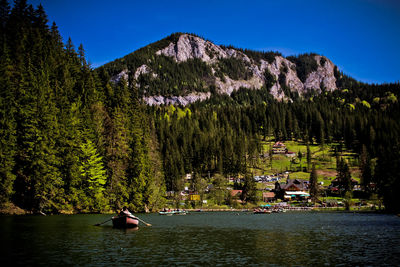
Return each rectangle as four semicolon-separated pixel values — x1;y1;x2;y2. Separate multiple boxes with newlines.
99;33;341;105
3;2;400;215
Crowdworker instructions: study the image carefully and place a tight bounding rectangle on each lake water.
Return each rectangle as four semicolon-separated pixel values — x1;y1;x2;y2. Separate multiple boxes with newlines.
1;212;399;266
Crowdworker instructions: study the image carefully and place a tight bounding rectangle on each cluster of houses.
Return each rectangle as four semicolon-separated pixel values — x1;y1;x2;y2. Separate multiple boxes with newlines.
169;172;361;206
167;141;363;206
228;177;311;203
260;176;362;204
253;174;281;183
329;177;361;192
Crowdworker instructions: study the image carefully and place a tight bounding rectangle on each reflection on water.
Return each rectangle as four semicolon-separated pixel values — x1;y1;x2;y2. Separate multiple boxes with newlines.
0;212;399;266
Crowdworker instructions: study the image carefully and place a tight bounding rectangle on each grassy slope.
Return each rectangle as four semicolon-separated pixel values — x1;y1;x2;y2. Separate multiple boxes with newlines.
253;139;360;187
169;138;366;209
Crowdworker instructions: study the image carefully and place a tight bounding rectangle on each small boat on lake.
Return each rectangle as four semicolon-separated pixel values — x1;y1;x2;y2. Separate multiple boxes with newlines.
159;209;187;215
112;214;139;228
253;209;272;214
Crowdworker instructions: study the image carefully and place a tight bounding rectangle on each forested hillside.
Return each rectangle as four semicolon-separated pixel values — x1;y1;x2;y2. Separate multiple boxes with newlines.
1;1;400;214
99;33;339;103
152;82;400;211
0;0;165;213
99;30;400;212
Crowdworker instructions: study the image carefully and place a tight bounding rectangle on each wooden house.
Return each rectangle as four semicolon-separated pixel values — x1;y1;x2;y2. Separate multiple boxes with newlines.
263;192;275;202
280;179;310;200
230;190;242;197
330;177;359;188
230;190;243;203
272;142;287;154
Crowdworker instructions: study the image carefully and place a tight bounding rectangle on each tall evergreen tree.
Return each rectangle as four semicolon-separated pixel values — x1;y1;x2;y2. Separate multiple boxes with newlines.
241;172;257;203
79;139;107;211
306;143;311;171
336;158;352;196
104;107;131;210
309;163;319;203
360;144;372;192
374;144;400;213
0;35;16;205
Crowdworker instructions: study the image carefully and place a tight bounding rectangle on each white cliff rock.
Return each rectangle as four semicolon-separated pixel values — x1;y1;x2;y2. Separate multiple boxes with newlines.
156;34;228;63
144;92;211;106
304;55;337;92
215;75;264;95
112;34;341;105
134;64;157;80
255;56;303;99
269;83;286;101
110;69;128;83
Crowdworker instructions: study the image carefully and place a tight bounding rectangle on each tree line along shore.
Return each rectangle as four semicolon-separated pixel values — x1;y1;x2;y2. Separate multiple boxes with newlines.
1;2;399;215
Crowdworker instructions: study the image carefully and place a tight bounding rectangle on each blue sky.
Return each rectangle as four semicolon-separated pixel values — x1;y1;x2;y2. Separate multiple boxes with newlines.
28;0;400;84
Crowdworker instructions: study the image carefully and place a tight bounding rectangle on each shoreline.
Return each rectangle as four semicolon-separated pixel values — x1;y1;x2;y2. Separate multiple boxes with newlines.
0;202;390;216
176;207;389;214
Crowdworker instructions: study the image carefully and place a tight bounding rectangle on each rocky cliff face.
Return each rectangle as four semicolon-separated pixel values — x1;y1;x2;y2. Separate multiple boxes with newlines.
144;92;211;106
109;33;337;105
304;55;337;92
156;34;227;63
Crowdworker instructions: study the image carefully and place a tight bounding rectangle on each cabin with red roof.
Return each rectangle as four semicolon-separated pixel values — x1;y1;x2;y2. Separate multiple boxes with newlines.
272;142;287;154
263;192;275;202
230;190;242;197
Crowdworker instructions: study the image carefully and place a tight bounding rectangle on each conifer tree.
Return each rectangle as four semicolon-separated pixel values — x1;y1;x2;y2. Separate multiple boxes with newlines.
374;144;400;213
104;106;131;210
79;139;107;211
211;174;227;205
0;36;16;205
306;143;311;171
336;158;352;196
145;121;166;211
0;0;10;39
126;80;153;211
241;172;257;203
58;101;84;211
360;144;372;192
309;163;319;203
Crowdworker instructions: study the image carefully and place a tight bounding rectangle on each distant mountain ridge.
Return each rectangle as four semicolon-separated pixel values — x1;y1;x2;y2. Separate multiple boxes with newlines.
99;33;341;105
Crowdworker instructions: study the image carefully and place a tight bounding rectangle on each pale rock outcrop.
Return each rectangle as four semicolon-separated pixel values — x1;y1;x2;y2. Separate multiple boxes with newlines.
134;64;157;80
140;34;339;104
255;56;303;99
144;92;211;106
215;75;264;95
110;69;128;83
156;34;228;63
304;55;337;92
156;34;253;64
282;59;304;94
111;65;158;86
269;83;286;101
224;48;252;63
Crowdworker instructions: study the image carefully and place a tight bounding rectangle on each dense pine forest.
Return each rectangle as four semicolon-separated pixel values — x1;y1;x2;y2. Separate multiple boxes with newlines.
0;1;165;213
1;1;400;214
153;83;400;211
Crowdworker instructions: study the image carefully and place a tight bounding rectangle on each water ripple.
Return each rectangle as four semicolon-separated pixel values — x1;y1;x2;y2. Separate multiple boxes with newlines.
0;212;399;266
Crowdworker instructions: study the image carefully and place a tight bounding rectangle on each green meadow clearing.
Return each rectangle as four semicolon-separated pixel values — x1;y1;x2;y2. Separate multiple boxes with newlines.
252;139;361;186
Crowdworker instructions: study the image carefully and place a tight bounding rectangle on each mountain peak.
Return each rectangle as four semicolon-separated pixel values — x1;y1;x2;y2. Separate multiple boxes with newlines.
101;33;338;105
156;33;227;63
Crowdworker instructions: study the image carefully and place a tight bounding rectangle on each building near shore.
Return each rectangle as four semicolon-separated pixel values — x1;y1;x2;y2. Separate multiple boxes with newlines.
275;179;310;200
263;192;276;202
272;142;287;154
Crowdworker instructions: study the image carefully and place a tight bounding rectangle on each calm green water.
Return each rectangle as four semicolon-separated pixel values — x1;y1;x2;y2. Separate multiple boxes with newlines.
1;212;399;266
